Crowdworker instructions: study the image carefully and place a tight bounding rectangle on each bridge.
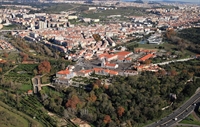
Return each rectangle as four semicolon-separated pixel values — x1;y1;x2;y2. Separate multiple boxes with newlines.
40;84;55;88
32;76;55;94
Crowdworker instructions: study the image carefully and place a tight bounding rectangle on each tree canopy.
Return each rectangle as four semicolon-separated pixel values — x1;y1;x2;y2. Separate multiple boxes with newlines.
38;60;51;74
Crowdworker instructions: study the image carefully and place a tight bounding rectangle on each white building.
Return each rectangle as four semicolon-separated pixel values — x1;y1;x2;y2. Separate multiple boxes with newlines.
39;21;47;29
89;7;96;10
56;68;75;79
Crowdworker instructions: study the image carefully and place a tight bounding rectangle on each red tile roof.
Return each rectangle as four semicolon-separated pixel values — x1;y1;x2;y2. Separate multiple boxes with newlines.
27;90;33;94
116;51;132;57
139;54;154;61
125;57;132;60
93;68;102;73
105;69;118;75
105;62;117;67
57;69;70;75
118;57;124;60
93;68;118;75
79;69;93;74
98;53;117;59
0;59;7;63
27;90;33;93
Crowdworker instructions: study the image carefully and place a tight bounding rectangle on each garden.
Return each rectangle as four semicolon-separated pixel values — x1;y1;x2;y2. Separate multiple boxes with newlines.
4;64;38;92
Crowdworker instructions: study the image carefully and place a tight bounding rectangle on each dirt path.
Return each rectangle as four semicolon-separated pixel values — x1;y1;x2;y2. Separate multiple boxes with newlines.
3;65;18;75
47;111;67;127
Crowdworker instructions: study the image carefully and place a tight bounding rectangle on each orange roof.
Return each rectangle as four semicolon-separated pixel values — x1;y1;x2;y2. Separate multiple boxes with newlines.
137;65;144;69
98;53;117;59
98;53;108;58
125;57;132;60
107;54;117;58
93;68;102;73
0;59;7;63
27;90;33;94
109;70;118;75
105;69;118;75
139;54;154;61
118;57;124;60
105;62;117;67
116;51;132;57
93;68;118;75
79;69;93;74
57;69;70;75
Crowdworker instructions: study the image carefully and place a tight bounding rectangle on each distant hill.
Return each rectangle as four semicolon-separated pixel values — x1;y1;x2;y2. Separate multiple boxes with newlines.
162;0;191;4
121;0;144;3
134;0;144;3
148;1;160;4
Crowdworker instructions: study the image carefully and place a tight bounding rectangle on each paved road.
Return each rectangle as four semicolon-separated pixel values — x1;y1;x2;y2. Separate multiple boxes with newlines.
146;91;200;127
154;58;194;66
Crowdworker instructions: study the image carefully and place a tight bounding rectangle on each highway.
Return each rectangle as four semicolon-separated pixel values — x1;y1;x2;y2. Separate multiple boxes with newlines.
146;91;200;127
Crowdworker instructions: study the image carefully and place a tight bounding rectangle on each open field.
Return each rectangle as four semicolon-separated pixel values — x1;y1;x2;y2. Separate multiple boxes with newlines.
138;43;160;49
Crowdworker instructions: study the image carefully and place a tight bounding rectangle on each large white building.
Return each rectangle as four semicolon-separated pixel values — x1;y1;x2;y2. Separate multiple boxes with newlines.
39;21;47;29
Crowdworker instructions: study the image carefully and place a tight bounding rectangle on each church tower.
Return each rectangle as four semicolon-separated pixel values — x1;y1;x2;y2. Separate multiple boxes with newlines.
101;58;106;67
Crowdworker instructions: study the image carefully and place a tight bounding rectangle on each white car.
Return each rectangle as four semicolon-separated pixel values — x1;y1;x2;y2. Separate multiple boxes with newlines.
174;118;178;121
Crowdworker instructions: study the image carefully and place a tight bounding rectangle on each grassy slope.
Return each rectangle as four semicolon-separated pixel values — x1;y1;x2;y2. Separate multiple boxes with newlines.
180;114;200;126
0;106;29;127
81;7;145;19
43;3;77;13
178;28;200;44
4;64;37;91
0;101;42;127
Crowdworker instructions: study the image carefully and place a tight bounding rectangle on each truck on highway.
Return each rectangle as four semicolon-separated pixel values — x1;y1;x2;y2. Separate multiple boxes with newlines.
173;118;177;121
